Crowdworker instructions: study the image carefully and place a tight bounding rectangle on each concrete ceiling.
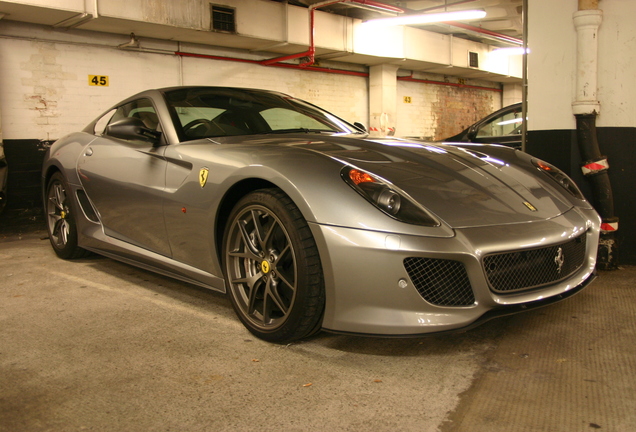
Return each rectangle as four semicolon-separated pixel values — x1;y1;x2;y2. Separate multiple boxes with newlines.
0;0;524;83
0;0;524;47
303;0;524;46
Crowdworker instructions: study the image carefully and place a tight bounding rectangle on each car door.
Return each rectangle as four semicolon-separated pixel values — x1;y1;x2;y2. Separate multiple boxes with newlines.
77;98;172;256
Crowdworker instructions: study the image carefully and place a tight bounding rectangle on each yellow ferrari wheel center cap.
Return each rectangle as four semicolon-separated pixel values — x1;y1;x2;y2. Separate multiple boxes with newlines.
261;260;270;274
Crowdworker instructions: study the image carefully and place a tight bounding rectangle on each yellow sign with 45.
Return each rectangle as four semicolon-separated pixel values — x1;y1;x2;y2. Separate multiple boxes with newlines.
89;75;109;86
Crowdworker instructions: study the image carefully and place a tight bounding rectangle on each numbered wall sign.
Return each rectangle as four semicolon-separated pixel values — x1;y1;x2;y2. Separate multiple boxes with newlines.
403;96;412;104
88;75;109;86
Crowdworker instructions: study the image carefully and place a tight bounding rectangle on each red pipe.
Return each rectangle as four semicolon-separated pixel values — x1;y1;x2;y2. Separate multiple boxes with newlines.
176;51;509;87
397;75;502;92
267;61;368;76
261;0;404;67
175;51;369;77
443;21;523;45
175;50;508;91
176;51;257;64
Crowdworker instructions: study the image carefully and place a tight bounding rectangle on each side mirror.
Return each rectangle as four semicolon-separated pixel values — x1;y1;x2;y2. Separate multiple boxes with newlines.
105;117;161;144
353;122;367;133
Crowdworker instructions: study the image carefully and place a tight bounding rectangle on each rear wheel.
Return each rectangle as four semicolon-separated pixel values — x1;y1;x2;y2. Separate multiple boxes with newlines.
223;189;325;343
45;172;90;259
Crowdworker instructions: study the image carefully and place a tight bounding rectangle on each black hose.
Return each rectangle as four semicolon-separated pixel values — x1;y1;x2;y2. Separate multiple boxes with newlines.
575;113;619;269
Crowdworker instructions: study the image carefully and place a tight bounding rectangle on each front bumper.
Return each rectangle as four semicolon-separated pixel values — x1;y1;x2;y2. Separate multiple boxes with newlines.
310;207;600;336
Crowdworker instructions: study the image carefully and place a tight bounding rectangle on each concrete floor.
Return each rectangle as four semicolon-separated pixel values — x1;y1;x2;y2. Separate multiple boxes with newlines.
1;212;635;432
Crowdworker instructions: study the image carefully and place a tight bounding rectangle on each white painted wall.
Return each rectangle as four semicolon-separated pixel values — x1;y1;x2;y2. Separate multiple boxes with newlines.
0;36;180;140
396;80;437;139
0;22;368;140
596;0;636;127
528;0;636;130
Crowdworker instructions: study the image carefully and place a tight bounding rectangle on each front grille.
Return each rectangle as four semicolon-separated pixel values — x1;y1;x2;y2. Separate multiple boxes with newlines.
404;258;475;306
484;232;588;293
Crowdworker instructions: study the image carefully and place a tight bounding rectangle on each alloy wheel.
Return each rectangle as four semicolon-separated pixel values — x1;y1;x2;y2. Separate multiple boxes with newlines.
225;205;297;331
47;178;71;249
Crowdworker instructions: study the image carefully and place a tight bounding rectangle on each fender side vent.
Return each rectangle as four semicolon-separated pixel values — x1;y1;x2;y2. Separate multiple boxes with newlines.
76;189;99;223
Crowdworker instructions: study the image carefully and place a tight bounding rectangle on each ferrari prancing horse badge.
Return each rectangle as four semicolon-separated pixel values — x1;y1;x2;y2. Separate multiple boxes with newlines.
199;167;209;188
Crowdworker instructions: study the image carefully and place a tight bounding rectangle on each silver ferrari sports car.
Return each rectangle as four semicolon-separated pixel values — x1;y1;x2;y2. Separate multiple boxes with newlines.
42;87;600;343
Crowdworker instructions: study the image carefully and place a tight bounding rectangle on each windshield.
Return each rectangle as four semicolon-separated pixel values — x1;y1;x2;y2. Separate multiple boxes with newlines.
164;87;362;141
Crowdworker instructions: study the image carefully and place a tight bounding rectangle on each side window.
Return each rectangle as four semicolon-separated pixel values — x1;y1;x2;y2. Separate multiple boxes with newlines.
93;109;116;136
476;109;523;138
106;98;160;136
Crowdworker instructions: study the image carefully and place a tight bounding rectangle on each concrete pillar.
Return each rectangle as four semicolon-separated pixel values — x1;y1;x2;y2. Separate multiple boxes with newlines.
502;83;522;107
369;64;399;136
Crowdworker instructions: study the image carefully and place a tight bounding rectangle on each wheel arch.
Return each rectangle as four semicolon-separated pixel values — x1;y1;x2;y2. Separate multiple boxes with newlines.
214;173;324;263
42;164;63;206
215;178;279;262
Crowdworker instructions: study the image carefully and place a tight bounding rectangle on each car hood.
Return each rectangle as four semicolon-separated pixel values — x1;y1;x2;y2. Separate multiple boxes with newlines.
215;134;573;228
281;135;572;228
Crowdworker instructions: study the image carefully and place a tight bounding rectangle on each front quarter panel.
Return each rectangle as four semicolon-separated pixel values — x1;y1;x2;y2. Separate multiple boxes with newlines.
43;132;97;188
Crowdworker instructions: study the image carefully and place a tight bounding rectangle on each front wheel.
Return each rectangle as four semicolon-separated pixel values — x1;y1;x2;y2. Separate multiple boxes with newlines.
45;172;90;259
223;189;325;343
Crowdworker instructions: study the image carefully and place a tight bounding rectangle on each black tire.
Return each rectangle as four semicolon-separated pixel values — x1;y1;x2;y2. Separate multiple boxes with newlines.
223;188;325;343
45;172;90;259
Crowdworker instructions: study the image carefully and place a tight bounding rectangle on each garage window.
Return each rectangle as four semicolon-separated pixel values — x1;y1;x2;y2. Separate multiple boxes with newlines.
211;5;236;33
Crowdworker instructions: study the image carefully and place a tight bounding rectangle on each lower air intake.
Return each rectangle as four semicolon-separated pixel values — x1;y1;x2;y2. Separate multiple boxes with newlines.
403;258;475;306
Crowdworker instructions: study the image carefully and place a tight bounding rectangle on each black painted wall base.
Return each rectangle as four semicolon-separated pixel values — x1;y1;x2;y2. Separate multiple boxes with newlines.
527;127;636;265
3;139;51;210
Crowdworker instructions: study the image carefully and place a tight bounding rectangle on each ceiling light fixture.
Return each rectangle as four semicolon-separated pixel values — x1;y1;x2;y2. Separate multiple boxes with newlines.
491;47;530;56
53;12;94;29
362;10;486;27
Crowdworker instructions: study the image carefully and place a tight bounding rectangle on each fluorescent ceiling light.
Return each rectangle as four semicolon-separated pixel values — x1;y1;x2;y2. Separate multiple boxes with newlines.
363;10;486;28
491;47;530;56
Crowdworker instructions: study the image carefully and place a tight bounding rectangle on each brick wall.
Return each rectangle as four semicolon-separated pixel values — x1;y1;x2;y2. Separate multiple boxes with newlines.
396;76;500;140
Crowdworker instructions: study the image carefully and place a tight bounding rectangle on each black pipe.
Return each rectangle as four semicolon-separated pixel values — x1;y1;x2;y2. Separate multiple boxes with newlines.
575;113;619;270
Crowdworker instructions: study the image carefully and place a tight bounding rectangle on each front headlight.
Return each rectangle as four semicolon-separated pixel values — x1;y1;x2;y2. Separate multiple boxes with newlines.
532;158;585;200
341;166;439;226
